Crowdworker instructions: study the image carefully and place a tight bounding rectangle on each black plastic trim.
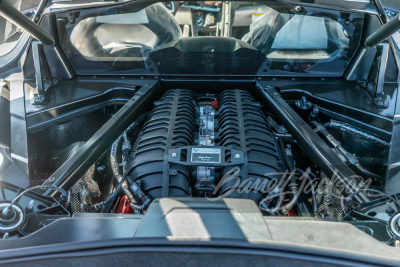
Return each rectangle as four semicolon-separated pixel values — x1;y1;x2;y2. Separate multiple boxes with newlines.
43;81;159;196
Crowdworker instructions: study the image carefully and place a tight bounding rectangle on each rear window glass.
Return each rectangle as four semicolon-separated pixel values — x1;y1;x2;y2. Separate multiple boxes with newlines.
58;1;364;76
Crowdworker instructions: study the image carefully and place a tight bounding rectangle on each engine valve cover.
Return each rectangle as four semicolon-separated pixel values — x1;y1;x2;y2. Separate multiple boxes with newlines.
127;89;285;205
127;89;197;199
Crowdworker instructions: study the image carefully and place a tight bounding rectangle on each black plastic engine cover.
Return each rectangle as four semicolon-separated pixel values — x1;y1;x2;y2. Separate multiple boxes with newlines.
127;89;197;199
218;90;285;203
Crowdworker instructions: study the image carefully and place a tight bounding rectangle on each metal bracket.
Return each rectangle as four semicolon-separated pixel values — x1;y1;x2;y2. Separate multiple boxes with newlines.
367;42;389;108
267;116;287;134
32;41;53;105
168;146;244;167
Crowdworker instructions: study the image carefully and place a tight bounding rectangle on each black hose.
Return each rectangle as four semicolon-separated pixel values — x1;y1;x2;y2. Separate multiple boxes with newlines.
309;121;330;137
101;162;127;213
278;138;297;190
355;164;384;181
278;138;294;171
296;168;318;214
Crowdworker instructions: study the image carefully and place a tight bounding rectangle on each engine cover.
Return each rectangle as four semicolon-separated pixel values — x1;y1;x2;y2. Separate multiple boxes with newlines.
218;90;285;203
126;89;285;204
126;89;197;199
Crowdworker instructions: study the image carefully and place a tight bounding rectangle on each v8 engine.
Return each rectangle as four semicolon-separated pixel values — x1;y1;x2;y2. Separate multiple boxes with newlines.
126;89;285;203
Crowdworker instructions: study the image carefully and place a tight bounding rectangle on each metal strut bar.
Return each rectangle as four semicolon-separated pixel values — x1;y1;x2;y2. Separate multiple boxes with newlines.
43;83;158;197
32;41;52;104
254;85;370;203
0;0;54;46
365;12;400;48
369;42;389;107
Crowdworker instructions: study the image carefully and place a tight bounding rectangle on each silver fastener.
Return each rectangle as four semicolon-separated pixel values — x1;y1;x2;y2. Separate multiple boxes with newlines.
27;200;34;211
234;154;240;159
171;153;177;158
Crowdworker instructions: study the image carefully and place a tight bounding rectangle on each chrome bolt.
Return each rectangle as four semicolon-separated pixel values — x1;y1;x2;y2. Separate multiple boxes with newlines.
171;153;177;158
27;200;34;211
234;154;240;159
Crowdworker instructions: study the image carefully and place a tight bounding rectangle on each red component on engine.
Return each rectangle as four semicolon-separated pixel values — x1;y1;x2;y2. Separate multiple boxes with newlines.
117;195;134;214
284;206;297;217
211;101;218;110
281;196;297;217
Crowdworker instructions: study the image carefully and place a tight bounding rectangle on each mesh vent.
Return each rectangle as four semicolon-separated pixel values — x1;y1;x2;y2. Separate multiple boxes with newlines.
315;176;344;221
49;142;101;214
70;165;100;213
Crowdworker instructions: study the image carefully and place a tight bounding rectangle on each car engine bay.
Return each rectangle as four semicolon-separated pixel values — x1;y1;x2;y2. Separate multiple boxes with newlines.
0;83;397;244
1;0;400;259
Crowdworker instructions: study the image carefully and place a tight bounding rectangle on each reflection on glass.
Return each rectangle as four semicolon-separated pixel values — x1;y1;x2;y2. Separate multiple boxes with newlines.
63;1;363;76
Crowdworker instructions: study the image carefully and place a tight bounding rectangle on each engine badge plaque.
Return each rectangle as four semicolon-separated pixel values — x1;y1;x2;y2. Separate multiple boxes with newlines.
191;148;221;164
